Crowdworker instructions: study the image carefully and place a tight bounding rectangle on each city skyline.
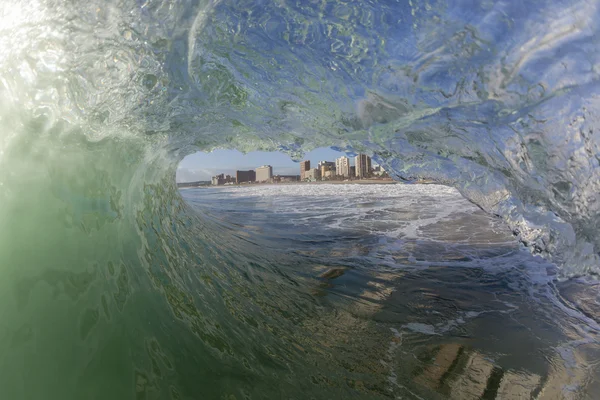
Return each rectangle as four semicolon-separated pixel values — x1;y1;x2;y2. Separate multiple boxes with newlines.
206;153;385;186
177;148;347;183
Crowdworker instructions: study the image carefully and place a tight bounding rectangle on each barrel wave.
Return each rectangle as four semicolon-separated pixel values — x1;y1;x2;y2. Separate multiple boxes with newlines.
1;0;599;398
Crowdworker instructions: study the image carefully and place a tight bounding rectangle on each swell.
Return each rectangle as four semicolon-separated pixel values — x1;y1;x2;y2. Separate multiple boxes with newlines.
2;0;598;274
0;0;599;396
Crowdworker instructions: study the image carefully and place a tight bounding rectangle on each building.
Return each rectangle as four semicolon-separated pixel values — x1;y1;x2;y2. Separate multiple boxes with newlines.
273;175;301;183
335;156;350;177
305;168;321;181
255;165;273;183
318;161;335;170
355;153;372;178
236;170;256;184
211;173;235;185
318;161;335;179
300;160;310;181
350;166;356;177
372;165;387;177
211;173;224;186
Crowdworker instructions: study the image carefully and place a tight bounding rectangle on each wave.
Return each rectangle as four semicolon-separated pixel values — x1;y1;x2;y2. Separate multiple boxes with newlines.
1;0;599;398
2;0;598;274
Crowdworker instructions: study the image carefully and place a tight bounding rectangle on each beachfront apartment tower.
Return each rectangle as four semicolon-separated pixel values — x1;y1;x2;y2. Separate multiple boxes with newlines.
300;160;310;180
211;174;225;186
355;154;372;178
255;165;273;183
236;170;256;183
335;156;350;177
318;161;335;178
305;168;321;181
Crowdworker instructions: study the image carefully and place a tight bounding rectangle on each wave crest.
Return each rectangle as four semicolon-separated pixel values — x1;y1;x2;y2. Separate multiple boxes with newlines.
1;0;599;275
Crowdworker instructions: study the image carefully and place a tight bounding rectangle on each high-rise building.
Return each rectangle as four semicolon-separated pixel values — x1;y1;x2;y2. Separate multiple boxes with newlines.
255;165;273;183
273;175;301;183
372;165;387;177
318;161;335;178
318;161;335;169
300;160;310;180
320;164;333;178
335;156;350;177
211;173;225;185
305;168;321;181
323;170;334;179
236;170;256;183
355;153;372;178
212;174;235;185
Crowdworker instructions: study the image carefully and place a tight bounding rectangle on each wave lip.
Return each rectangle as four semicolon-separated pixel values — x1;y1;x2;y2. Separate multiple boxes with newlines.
0;4;600;396
1;0;599;280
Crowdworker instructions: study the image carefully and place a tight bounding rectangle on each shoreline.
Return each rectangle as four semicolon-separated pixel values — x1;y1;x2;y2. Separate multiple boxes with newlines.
179;179;440;189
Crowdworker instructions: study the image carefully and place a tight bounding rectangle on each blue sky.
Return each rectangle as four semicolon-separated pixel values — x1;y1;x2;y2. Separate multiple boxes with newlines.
177;147;350;182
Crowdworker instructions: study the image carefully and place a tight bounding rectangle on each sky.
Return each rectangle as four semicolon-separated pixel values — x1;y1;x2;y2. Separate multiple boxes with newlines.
176;147;350;182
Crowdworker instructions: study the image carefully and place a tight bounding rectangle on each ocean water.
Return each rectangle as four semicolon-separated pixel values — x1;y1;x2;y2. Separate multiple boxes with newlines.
1;0;600;398
179;183;600;399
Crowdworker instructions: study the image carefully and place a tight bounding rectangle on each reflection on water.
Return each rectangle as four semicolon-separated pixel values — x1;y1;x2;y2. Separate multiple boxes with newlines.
183;184;600;399
3;0;600;396
300;263;599;399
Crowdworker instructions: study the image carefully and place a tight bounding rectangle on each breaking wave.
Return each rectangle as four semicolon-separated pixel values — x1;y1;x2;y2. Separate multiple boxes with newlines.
2;0;599;272
1;0;600;398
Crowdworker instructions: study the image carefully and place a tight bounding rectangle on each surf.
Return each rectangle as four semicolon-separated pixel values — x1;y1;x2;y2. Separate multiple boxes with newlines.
1;0;599;398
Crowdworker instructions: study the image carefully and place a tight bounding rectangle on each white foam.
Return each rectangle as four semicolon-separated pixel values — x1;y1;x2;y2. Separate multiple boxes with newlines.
210;183;501;241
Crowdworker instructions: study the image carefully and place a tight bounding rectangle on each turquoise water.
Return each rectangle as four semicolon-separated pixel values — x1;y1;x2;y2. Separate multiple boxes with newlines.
1;0;600;398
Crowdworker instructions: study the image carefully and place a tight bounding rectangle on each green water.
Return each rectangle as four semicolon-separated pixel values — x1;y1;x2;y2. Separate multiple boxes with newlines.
2;0;600;397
